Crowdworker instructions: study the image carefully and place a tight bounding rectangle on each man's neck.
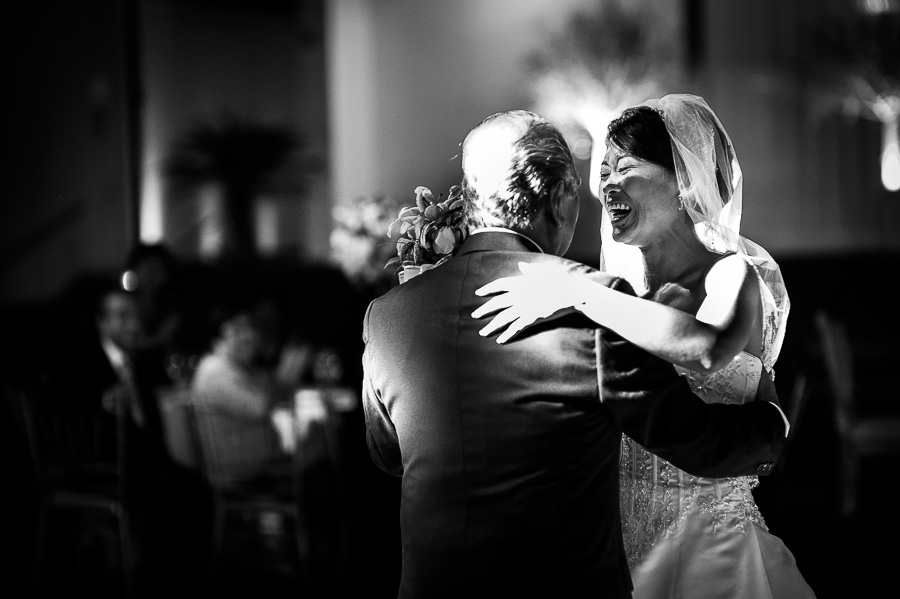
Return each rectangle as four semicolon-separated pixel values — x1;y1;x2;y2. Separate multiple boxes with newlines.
470;226;545;254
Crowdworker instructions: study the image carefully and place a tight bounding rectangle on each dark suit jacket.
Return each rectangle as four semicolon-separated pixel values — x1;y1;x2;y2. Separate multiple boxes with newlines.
43;329;175;502
362;231;787;599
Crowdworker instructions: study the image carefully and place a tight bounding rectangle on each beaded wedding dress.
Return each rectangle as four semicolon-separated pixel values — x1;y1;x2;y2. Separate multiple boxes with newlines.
619;351;816;598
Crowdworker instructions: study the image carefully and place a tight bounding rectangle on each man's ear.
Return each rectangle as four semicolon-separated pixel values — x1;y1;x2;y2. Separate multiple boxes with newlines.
544;180;567;228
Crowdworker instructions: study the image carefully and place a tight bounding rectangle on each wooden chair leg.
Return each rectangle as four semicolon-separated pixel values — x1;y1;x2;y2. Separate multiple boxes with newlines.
841;440;859;516
206;501;227;594
31;503;51;598
290;506;316;597
117;509;137;599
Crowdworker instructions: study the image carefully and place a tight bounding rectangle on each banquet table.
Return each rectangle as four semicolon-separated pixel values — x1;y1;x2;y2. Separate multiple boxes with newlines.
159;384;358;469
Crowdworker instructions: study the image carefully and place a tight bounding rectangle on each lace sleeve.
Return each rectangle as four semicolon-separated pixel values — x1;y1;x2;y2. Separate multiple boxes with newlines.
739;241;790;373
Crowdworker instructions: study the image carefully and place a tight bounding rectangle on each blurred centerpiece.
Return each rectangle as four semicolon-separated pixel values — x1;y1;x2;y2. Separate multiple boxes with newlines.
803;0;900;192
329;194;406;289
164;110;319;263
386;185;469;284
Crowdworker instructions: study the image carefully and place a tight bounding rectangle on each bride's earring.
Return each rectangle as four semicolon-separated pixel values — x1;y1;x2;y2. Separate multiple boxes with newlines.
677;194;685;211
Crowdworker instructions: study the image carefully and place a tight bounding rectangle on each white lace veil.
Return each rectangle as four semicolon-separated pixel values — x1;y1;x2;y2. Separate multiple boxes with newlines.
598;94;790;371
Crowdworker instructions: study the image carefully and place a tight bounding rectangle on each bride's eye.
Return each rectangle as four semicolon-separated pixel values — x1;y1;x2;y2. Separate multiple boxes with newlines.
599;168;611;180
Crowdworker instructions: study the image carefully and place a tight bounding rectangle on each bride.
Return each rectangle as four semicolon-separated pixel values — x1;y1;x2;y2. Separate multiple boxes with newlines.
473;94;815;598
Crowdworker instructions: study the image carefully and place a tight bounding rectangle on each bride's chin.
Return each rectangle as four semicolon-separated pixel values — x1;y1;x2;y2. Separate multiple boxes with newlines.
610;218;643;244
610;226;630;243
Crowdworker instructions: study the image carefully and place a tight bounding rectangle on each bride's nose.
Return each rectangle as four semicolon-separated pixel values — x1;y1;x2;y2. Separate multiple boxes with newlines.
600;181;619;204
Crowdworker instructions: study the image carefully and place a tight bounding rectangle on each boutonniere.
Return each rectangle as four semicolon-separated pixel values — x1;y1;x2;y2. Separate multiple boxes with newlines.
386;185;469;270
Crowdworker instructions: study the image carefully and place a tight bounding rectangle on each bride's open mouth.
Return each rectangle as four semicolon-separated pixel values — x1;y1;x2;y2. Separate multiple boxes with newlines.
606;201;632;224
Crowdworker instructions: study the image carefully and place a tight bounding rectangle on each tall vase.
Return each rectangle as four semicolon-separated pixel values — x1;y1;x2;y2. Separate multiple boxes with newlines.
398;263;435;284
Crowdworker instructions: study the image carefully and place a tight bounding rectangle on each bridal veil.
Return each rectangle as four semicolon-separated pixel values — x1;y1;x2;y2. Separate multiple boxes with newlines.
598;94;790;371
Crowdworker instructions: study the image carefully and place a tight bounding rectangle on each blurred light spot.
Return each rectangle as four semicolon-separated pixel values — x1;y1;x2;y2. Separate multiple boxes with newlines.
140;167;164;244
121;269;138;291
571;136;593;161
313;350;344;384
882;143;900;191
294;388;328;437
882;119;900;192
860;0;897;15
169;353;185;368
199;184;224;259
256;198;279;256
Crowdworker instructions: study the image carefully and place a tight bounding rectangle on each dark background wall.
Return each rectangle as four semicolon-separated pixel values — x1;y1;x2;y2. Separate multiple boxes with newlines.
6;0;137;303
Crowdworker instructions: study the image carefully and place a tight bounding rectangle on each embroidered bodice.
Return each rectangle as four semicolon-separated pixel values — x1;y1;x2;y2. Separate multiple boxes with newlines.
619;352;769;567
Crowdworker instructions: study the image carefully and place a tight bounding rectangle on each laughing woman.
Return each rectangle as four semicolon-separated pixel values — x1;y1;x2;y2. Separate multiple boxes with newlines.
473;95;815;598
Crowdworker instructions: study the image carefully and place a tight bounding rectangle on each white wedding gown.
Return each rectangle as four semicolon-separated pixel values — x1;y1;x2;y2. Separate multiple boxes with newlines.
619;351;816;598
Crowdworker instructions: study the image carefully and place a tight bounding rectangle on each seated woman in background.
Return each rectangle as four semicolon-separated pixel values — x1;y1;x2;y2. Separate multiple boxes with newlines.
191;298;310;485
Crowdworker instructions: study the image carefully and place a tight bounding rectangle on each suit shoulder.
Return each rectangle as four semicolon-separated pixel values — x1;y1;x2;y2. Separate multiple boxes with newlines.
363;293;395;341
362;284;408;341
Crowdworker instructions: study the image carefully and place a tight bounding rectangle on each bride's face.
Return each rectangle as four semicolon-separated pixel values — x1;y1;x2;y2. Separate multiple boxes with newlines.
599;145;680;247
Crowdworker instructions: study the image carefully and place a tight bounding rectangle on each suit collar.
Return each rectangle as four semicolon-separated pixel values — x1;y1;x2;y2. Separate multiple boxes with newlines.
457;228;545;256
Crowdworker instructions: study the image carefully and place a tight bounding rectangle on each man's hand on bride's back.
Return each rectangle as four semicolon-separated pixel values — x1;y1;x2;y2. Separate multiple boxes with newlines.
472;261;595;343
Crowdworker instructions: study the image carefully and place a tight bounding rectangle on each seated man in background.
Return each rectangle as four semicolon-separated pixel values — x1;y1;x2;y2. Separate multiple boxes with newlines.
48;284;168;460
96;287;169;442
44;281;211;597
96;286;143;397
51;284;148;415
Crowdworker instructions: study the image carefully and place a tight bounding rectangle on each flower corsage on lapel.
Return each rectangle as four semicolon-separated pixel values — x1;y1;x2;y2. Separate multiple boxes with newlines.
386;185;469;283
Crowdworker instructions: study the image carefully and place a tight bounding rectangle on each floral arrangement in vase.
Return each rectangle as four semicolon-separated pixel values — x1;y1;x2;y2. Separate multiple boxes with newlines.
386;185;469;283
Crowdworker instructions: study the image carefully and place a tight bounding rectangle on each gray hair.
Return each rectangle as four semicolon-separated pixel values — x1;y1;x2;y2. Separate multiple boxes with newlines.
461;110;580;230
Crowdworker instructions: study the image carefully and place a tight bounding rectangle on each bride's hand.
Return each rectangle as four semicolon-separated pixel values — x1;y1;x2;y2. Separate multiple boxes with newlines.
472;261;595;343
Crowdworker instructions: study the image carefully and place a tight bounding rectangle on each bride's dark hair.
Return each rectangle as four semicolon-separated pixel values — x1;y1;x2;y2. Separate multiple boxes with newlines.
606;106;675;171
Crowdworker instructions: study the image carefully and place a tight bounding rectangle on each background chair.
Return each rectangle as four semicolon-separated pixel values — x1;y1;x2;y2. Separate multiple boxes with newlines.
186;395;316;595
10;385;135;599
787;370;809;443
815;309;900;516
157;385;200;470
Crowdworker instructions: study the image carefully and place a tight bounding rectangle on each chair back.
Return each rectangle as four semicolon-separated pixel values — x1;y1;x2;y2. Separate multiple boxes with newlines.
185;396;286;490
13;388;123;496
158;385;200;469
814;310;855;431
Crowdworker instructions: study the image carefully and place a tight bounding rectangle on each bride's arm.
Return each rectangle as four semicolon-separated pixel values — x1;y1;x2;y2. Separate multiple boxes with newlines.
579;255;758;373
474;254;759;374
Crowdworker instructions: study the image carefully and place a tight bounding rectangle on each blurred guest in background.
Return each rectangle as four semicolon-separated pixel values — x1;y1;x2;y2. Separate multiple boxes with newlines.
192;298;311;483
44;284;148;417
41;281;210;598
95;287;169;438
99;285;212;599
